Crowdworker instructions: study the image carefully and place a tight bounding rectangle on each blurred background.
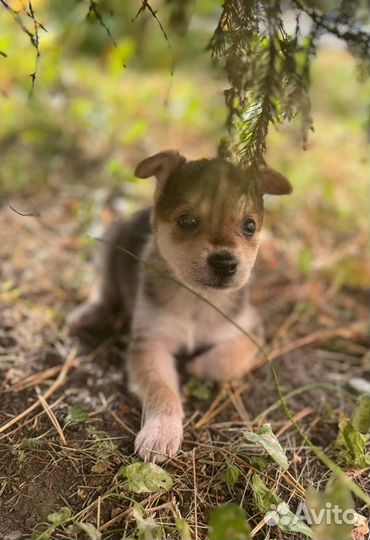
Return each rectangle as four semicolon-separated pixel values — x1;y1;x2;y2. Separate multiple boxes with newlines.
0;0;368;350
0;1;368;300
0;0;368;336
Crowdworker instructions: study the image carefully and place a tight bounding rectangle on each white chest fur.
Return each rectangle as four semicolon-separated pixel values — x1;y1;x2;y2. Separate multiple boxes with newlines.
132;283;260;355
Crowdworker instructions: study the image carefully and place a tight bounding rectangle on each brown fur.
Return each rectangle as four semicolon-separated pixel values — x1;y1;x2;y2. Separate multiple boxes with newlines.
68;150;292;462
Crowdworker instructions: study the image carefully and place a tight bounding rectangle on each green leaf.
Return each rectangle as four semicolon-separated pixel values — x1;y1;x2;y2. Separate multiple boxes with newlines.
119;462;173;493
65;405;89;426
208;503;251;540
185;377;212;400
221;463;240;488
252;474;312;537
249;456;270;471
351;394;370;434
132;503;163;540
244;424;289;470
336;420;370;468
175;518;192;540
306;475;354;540
47;507;72;526
252;473;278;514
77;522;102;540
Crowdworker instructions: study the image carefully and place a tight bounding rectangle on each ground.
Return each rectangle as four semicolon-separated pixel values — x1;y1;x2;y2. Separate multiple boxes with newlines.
0;177;369;539
0;45;369;540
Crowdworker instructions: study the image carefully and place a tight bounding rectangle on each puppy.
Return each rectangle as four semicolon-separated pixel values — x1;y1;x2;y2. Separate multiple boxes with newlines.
68;150;292;462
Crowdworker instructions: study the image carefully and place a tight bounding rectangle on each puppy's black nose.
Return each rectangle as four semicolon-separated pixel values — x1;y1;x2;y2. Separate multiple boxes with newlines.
208;251;238;277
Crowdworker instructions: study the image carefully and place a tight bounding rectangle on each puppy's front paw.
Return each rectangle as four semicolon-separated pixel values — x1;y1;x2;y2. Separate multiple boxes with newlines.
187;337;260;382
186;354;229;382
135;416;183;463
67;301;111;334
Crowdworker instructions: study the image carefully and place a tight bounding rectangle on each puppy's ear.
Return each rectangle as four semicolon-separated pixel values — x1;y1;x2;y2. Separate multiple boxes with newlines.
258;167;293;196
135;150;186;187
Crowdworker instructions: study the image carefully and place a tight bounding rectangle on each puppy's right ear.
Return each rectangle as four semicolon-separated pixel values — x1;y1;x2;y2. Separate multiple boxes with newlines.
257;166;292;196
135;150;186;189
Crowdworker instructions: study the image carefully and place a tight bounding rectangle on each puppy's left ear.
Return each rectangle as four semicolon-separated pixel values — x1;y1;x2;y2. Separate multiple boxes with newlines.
258;167;293;196
135;150;186;187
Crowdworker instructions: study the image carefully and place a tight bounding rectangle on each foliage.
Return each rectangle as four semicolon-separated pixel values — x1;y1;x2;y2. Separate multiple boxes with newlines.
87;426;118;460
335;397;370;469
174;517;192;540
208;502;251;540
336;418;370;468
1;0;369;166
244;423;289;470
33;506;102;540
209;0;370;164
64;404;89;427
221;462;241;488
252;473;313;537
185;377;212;400
132;503;163;540
351;394;370;434
306;475;354;540
119;462;174;493
33;506;72;540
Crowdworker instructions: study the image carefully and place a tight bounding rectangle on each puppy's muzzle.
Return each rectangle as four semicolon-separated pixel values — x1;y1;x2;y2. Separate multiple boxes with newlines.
207;251;238;278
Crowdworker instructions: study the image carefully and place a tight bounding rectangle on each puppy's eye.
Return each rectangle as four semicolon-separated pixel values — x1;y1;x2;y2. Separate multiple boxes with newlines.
178;213;199;231
242;218;256;236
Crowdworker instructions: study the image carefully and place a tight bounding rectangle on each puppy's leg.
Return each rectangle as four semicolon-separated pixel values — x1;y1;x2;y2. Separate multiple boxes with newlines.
186;334;261;382
67;280;116;334
127;340;183;463
67;223;126;334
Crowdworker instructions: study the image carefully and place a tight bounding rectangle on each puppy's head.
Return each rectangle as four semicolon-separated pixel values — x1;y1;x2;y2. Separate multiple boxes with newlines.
135;150;292;291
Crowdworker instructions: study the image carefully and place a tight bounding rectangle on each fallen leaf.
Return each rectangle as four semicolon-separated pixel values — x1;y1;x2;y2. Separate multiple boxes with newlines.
244;424;289;470
120;462;173;493
252;474;312;537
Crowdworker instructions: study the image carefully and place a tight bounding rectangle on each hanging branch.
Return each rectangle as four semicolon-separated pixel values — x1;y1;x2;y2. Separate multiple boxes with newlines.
133;0;171;49
208;0;370;166
0;0;46;95
1;0;369;160
87;1;118;48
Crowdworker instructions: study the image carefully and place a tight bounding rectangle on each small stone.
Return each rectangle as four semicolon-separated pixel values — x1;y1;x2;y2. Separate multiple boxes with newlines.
348;378;370;396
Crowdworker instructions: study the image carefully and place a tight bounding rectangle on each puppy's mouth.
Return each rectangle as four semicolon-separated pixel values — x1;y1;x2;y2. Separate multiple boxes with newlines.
193;274;241;291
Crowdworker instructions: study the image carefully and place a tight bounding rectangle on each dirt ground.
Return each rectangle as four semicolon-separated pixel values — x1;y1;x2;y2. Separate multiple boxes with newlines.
0;184;369;540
